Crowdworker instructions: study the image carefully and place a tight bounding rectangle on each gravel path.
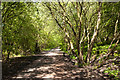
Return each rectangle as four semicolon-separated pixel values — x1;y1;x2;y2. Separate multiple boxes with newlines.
3;48;105;80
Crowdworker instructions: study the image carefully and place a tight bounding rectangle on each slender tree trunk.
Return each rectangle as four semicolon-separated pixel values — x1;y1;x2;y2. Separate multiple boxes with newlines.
86;2;101;63
46;3;76;56
76;2;84;64
65;30;75;55
85;22;90;63
108;32;120;50
105;32;111;42
98;38;120;64
114;12;119;37
108;12;119;50
7;51;10;60
94;33;120;64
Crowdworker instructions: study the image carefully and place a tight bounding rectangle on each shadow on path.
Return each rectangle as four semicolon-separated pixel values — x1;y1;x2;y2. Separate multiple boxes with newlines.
3;48;105;80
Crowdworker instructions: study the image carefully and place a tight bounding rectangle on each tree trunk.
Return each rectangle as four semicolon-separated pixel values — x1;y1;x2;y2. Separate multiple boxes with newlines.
105;32;111;42
114;12;119;37
94;33;120;64
35;42;40;54
6;51;10;61
95;37;120;65
76;2;84;64
86;2;101;63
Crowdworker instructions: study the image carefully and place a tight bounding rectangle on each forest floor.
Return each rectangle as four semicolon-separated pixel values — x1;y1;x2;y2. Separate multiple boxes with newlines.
2;48;119;80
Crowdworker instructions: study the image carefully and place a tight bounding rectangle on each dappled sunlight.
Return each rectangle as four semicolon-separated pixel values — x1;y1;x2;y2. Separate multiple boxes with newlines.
2;2;120;80
38;48;64;57
42;73;56;78
38;66;51;70
11;50;104;79
50;48;61;51
54;63;65;67
27;68;36;72
43;52;63;56
35;73;46;78
4;48;110;79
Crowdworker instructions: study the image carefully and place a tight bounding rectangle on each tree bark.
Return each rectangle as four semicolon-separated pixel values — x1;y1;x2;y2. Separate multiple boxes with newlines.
45;3;76;55
95;37;120;64
94;33;120;64
76;2;84;63
86;2;101;63
6;51;10;61
114;12;119;37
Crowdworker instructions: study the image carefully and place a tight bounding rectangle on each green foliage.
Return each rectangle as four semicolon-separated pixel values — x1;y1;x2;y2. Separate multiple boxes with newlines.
2;2;120;69
104;68;120;80
71;56;76;59
2;2;64;60
92;43;120;55
2;2;39;60
114;52;120;57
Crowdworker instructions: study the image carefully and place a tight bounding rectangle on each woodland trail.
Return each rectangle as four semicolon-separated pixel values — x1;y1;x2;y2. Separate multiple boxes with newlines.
3;48;106;80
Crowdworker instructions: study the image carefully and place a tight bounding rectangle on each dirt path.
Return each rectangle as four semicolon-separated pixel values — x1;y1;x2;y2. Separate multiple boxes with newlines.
3;48;105;80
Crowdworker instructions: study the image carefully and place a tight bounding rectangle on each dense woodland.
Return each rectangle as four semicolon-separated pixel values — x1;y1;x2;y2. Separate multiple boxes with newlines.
2;1;120;79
